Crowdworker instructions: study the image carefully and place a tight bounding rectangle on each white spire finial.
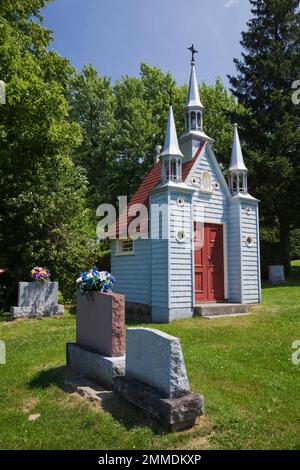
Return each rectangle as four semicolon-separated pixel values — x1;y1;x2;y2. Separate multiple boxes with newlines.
185;61;204;109
229;124;248;172
161;106;183;158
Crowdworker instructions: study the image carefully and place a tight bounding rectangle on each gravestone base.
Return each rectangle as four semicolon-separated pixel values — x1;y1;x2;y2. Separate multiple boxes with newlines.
66;342;125;390
11;305;64;319
114;375;204;431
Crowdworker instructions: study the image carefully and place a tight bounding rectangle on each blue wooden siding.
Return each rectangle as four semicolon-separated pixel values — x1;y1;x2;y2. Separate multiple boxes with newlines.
111;238;151;305
150;192;169;321
168;191;193;319
240;202;261;303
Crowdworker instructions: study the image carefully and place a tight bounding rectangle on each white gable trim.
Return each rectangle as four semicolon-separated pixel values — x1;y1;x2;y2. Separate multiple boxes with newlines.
206;144;232;199
185;142;207;186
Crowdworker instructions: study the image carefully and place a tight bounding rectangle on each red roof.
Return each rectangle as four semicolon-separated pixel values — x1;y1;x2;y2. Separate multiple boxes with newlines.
114;141;205;236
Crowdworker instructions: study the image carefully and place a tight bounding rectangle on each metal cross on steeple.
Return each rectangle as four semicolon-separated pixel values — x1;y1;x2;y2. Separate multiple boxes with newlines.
188;44;198;63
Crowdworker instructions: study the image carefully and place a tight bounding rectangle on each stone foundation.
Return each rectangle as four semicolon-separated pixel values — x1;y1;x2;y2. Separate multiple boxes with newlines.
125;301;151;322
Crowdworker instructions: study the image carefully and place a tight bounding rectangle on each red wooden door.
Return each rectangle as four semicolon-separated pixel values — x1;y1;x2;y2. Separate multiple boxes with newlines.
194;222;225;302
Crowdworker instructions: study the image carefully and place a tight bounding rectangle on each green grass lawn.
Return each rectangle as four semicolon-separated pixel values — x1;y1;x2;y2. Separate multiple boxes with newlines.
1;262;300;450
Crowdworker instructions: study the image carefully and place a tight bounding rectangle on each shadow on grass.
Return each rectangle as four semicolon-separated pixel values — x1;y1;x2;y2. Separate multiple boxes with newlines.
262;264;300;289
0;312;13;323
65;304;76;316
28;366;165;434
29;365;67;389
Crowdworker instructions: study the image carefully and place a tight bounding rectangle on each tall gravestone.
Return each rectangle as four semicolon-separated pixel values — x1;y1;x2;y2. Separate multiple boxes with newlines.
115;328;204;431
66;292;126;389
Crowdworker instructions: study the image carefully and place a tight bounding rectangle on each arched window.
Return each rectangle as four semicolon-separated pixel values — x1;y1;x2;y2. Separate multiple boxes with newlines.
170;160;177;180
197;113;202;129
191;112;197;130
185;113;189;131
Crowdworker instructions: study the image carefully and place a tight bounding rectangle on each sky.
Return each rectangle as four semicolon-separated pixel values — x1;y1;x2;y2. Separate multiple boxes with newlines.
43;0;252;88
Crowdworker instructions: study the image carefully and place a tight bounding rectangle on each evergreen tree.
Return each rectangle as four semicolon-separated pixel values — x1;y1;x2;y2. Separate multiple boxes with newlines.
229;0;300;272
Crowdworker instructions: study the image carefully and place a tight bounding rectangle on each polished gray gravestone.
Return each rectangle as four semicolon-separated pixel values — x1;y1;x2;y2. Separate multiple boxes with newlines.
66;292;126;389
10;282;64;318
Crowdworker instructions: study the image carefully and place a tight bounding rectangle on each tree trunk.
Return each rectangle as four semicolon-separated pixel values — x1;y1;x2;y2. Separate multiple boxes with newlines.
279;219;291;275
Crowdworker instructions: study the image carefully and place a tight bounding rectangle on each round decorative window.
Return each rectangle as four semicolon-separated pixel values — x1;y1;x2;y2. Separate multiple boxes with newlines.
214;182;220;190
191;176;198;186
246;236;254;247
246;207;252;216
177;197;185;207
176;230;186;243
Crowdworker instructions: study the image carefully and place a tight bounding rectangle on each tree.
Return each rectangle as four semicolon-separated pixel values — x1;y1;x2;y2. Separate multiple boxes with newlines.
228;0;300;273
68;65;117;208
0;1;98;306
70;63;241;206
200;77;246;167
111;64;185;203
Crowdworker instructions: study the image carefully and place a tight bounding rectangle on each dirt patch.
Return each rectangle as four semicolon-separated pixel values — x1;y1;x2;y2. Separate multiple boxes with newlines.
21;397;39;414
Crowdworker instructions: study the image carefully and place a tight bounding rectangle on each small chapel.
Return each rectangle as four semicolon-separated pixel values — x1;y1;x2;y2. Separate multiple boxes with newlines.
111;49;261;323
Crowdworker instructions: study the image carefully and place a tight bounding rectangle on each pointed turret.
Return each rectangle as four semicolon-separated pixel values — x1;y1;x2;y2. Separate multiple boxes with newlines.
160;106;183;183
228;124;248;194
229;124;248;172
184;61;204;110
161;106;183;159
182;59;204;132
179;46;213;160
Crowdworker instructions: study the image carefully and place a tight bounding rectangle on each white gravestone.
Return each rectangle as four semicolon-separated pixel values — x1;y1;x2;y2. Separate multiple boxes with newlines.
10;282;64;318
0;341;5;365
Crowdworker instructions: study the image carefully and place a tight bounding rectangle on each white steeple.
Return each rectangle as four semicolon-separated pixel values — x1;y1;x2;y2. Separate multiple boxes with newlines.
229;124;248;172
179;46;213;160
160;106;183;183
184;61;204;110
161;106;183;159
228;124;248;195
